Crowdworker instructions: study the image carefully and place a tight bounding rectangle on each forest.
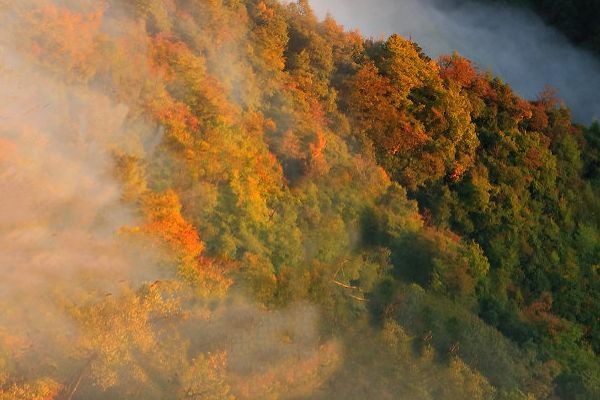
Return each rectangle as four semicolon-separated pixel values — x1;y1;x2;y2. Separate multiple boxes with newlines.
0;0;598;399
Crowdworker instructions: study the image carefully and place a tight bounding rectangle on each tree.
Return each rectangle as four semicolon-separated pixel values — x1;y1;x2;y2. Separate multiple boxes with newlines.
179;352;234;400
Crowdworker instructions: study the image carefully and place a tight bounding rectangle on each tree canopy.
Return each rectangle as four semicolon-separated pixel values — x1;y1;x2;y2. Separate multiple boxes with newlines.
0;1;598;399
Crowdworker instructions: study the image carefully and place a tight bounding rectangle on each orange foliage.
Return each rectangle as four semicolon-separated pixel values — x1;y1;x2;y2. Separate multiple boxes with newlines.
450;165;467;182
178;0;249;51
141;190;204;259
25;4;103;81
150;34;237;124
321;14;345;36
139;190;232;296
0;138;16;162
439;53;478;87
349;62;428;155
230;341;340;399
307;130;329;176
251;1;288;71
148;91;200;148
0;330;31;361
513;97;534;123
530;102;550;131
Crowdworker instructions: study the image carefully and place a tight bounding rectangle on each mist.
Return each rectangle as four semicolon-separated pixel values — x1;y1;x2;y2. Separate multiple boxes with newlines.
310;0;600;123
0;32;172;375
0;2;339;398
0;48;333;399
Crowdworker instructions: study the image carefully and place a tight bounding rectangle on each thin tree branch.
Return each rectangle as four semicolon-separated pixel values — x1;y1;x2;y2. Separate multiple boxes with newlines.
332;280;363;292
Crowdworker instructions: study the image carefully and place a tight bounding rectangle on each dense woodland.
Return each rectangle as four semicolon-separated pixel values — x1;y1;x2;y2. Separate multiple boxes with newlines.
0;0;599;399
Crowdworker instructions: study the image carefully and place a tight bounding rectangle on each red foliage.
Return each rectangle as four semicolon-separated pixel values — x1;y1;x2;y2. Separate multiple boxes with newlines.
530;102;550;131
439;53;477;87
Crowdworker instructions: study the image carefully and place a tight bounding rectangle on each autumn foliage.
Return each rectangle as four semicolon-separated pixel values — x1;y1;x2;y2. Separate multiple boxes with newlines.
1;1;599;399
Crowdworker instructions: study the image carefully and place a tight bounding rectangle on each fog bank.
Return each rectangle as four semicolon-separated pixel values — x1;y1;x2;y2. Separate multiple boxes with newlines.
311;0;600;123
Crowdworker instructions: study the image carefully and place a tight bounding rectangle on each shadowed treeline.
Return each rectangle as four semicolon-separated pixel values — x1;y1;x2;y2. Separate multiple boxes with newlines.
311;0;600;123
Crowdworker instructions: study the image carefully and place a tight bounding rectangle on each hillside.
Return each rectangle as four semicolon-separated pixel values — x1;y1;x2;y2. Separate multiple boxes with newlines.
0;1;598;399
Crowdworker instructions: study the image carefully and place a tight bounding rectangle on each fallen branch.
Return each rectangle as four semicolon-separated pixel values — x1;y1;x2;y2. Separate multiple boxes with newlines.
349;294;369;302
331;280;369;302
332;280;362;292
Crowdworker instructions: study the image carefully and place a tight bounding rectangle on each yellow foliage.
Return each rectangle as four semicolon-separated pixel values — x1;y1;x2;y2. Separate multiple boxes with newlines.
0;378;61;400
229;341;340;400
150;34;238;125
179;352;235;400
381;34;439;99
251;1;288;72
448;357;496;400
